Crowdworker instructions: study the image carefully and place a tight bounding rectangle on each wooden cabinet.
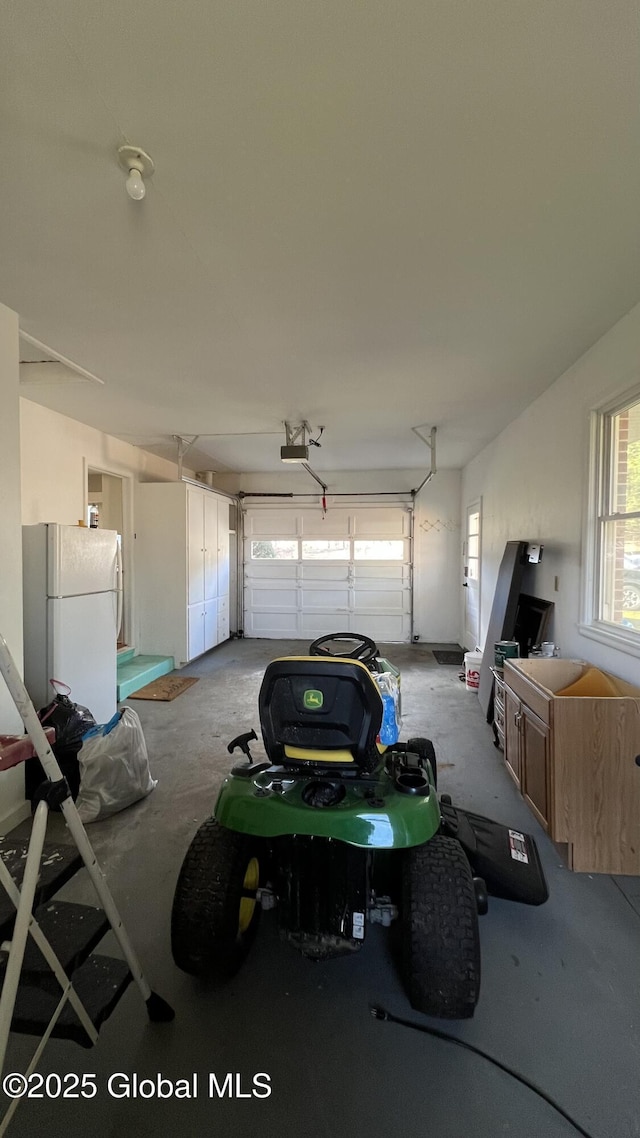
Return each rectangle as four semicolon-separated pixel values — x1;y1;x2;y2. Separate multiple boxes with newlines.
502;658;640;874
135;481;231;665
492;667;506;751
520;704;550;830
503;685;522;788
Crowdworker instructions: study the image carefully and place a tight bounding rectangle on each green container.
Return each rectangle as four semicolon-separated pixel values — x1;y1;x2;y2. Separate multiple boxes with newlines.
495;640;519;668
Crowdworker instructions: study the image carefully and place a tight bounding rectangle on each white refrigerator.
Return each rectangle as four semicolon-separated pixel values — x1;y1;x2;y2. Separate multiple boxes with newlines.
22;524;120;724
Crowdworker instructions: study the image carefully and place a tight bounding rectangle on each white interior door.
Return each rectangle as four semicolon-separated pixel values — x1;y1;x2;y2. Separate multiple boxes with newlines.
463;500;482;650
243;506;412;642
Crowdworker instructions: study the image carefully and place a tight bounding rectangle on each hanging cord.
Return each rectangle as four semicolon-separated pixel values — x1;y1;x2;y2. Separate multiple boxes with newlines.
370;1006;596;1138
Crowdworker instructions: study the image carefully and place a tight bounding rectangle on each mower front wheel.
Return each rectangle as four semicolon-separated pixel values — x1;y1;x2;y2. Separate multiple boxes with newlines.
171;818;264;981
402;835;480;1018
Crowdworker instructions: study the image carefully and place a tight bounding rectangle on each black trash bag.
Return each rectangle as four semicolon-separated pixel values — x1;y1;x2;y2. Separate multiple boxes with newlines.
38;691;96;750
25;684;96;807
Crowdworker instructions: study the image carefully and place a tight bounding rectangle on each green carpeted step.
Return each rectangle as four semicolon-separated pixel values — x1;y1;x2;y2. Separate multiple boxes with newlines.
117;654;174;700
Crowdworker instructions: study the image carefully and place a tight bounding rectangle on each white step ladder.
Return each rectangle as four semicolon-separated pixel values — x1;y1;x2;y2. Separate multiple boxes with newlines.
0;633;174;1135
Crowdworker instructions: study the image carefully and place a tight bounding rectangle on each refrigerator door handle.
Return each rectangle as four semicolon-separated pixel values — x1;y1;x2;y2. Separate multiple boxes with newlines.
116;541;124;641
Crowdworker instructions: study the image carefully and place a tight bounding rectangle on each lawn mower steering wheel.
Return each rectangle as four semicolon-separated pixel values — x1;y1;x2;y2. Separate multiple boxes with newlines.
309;633;378;664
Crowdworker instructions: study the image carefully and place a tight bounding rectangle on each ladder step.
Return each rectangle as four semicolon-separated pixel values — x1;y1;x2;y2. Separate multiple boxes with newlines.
0;902;109;989
0;841;83;941
11;955;132;1046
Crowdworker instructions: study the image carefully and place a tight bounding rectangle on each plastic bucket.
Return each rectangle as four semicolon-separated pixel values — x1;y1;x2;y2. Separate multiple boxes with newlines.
464;650;482;691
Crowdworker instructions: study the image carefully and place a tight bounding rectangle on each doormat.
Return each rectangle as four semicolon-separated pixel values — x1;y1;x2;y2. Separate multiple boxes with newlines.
129;676;199;702
432;649;464;666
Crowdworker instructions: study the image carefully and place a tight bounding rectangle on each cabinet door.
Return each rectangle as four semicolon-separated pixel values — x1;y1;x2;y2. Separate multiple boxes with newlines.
204;599;218;652
217;499;230;597
493;674;505;745
217;594;229;643
188;602;205;660
187;491;205;604
522;706;550;830
204;494;219;601
504;687;522;787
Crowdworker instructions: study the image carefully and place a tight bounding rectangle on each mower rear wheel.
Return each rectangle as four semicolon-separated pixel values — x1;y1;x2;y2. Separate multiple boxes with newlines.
171;818;263;981
407;736;438;789
402;835;480;1018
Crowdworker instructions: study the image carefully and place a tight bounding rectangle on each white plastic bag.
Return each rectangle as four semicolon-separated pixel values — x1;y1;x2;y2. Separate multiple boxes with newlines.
75;707;157;823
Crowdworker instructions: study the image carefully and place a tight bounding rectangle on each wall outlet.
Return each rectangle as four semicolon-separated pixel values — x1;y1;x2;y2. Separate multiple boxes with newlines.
554;576;559;591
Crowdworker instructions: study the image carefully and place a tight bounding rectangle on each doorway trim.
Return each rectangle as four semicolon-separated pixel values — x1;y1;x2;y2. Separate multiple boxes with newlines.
463;498;482;651
84;460;135;650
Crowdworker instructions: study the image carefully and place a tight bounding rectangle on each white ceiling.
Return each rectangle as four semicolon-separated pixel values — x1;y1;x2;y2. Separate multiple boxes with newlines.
3;1;640;474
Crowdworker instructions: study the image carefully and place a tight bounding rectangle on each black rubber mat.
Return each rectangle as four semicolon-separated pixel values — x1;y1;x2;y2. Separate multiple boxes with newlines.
432;649;464;665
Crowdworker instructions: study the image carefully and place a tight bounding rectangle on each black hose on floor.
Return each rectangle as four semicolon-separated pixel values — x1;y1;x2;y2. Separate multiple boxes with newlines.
370;1006;596;1138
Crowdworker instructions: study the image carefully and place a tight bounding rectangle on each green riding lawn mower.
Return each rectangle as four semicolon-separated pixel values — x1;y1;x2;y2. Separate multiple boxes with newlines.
171;633;548;1019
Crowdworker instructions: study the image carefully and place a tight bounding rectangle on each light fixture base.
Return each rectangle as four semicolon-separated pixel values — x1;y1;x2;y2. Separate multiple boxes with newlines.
117;145;155;179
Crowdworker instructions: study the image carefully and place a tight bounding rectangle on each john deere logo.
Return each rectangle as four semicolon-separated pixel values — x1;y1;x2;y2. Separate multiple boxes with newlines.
303;689;323;710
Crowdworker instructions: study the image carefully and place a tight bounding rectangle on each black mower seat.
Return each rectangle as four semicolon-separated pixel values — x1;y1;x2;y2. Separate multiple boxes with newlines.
258;656;383;772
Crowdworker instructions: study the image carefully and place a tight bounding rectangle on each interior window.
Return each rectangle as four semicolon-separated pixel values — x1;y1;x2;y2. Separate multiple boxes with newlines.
594;395;640;634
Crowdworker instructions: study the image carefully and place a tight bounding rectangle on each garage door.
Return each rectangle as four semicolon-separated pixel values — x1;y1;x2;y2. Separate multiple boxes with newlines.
243;506;412;642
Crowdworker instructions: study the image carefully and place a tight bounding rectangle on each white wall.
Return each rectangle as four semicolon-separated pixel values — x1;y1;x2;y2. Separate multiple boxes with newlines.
0;305;28;829
412;470;462;642
19;399;192;673
214;467;462;642
461;300;640;685
20;399;188;525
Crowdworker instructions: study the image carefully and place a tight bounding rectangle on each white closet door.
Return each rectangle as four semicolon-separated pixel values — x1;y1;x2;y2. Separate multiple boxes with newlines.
217;595;230;643
217;499;230;597
204;493;219;602
204;599;218;651
187;490;205;605
187;601;205;659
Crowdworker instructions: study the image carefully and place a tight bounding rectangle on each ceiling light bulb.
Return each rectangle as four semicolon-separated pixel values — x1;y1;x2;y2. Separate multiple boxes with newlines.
118;146;154;200
126;167;146;200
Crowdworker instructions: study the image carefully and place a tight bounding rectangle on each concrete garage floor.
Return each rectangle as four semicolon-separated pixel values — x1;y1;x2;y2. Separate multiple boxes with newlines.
5;640;640;1138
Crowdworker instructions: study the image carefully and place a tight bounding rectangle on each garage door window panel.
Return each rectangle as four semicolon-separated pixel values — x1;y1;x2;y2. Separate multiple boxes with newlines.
301;540;350;559
251;540;299;560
